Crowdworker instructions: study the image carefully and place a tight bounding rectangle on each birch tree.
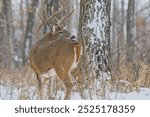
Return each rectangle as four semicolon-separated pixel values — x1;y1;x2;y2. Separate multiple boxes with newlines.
68;0;79;37
79;0;111;98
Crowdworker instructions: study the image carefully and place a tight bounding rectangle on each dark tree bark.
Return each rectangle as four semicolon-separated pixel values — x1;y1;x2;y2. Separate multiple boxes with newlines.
0;0;14;69
0;0;4;41
126;0;135;62
22;0;39;64
112;0;117;46
0;0;5;65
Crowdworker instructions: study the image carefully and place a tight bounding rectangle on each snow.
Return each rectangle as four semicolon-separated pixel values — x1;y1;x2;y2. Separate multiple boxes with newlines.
109;88;150;100
0;83;150;100
71;88;150;100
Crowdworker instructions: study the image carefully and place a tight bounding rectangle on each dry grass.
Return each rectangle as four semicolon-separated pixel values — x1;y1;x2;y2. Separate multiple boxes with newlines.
0;65;79;100
0;59;149;99
111;59;150;93
0;65;38;99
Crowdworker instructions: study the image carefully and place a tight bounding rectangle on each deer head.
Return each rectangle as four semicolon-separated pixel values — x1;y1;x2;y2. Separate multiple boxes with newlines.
29;1;82;100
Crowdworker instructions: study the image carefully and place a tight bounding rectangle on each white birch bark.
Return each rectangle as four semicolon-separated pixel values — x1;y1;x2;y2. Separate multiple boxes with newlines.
68;0;79;38
79;0;111;98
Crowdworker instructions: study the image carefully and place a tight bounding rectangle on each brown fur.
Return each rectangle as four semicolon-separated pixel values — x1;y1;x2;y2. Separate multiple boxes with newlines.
32;1;79;99
29;31;82;100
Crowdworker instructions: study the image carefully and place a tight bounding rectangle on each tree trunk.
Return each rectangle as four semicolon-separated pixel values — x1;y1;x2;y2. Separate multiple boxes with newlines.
68;0;79;38
126;0;135;62
112;0;116;47
22;0;39;64
121;0;124;42
79;0;111;98
0;0;4;65
1;0;14;69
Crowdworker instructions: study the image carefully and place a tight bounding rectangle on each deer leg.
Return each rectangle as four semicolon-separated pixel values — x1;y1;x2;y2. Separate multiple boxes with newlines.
71;68;83;98
54;67;73;100
36;73;43;100
63;77;73;100
36;73;42;89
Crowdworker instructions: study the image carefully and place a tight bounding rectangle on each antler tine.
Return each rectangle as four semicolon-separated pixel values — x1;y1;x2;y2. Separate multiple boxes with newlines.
38;13;45;31
39;1;64;27
37;4;52;31
37;12;52;32
57;5;74;27
38;1;64;31
46;4;64;25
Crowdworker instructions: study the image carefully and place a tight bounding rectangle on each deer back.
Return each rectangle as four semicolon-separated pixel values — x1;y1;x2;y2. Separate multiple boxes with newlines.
30;38;81;74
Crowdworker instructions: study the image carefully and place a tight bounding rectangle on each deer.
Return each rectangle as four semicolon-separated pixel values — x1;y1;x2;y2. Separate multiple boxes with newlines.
29;1;82;100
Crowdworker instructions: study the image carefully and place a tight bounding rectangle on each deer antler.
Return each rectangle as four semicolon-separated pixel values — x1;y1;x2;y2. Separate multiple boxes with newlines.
38;2;64;30
57;5;74;27
38;0;74;31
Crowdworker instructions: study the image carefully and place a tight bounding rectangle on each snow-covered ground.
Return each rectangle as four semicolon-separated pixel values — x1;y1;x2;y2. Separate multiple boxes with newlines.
71;88;150;100
0;84;150;100
109;88;150;100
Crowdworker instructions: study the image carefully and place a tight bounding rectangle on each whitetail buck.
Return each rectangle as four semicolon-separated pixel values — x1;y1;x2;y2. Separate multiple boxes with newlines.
29;1;82;100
